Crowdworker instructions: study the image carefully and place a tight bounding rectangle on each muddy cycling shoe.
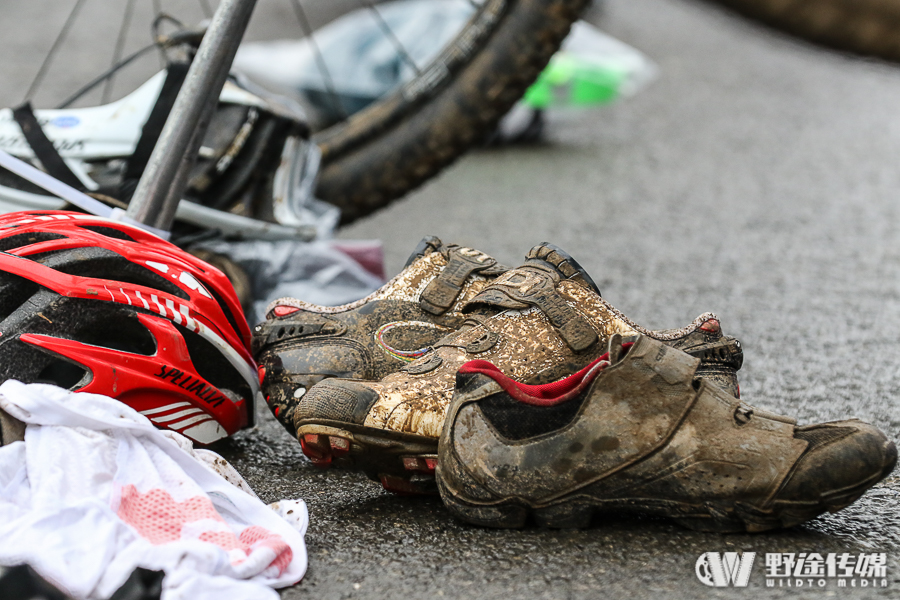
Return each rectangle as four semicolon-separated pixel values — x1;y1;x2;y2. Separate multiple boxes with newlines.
438;334;896;532
0;406;25;446
253;236;509;433
294;243;743;494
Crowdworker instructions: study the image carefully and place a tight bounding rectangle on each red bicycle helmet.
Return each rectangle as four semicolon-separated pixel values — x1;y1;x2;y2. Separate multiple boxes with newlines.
0;210;257;444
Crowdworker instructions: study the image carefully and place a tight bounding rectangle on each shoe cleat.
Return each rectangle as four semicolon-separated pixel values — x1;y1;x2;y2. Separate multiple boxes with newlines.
253;236;510;433
293;243;744;493
298;432;352;468
402;456;438;474
437;334;896;532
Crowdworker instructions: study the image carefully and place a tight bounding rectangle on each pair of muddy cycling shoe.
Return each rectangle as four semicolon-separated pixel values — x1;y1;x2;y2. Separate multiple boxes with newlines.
254;238;896;533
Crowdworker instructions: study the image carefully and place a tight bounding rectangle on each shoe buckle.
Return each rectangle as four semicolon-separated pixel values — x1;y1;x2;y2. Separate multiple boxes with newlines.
734;405;753;425
476;270;598;352
465;329;499;353
402;352;443;374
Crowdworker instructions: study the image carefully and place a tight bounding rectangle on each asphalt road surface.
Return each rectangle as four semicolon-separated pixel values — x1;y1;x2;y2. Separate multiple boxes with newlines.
3;0;900;598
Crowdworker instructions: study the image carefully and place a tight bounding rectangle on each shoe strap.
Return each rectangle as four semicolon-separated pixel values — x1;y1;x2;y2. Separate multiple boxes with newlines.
420;247;501;315
466;268;598;352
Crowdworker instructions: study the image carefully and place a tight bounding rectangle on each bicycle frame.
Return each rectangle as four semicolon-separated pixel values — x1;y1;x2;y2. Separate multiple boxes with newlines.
126;0;257;233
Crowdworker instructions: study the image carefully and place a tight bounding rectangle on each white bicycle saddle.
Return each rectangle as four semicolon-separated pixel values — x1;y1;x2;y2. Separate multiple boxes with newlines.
0;71;327;241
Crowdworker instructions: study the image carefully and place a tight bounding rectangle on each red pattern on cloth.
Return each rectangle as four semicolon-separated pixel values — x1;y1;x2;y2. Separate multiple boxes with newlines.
117;485;293;575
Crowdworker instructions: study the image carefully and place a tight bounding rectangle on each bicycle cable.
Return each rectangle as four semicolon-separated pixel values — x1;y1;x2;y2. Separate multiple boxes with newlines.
288;0;349;121
103;0;138;104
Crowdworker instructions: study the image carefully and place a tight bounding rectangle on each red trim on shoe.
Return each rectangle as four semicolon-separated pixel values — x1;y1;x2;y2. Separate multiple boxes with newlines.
273;305;300;317
458;343;632;407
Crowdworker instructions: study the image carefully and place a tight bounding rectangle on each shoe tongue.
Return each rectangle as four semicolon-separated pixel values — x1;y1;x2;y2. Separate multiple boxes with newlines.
524;243;601;295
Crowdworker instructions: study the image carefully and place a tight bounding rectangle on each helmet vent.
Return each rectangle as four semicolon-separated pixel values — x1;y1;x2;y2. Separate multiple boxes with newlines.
205;282;246;341
77;312;157;355
176;323;251;405
36;357;89;390
77;225;136;242
34;248;189;300
0;272;40;325
0;232;67;253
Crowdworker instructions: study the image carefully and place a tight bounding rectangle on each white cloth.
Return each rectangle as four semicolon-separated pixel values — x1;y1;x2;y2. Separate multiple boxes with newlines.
0;380;308;600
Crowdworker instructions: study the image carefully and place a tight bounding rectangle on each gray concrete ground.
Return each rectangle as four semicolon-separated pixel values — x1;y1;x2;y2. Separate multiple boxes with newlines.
3;0;900;598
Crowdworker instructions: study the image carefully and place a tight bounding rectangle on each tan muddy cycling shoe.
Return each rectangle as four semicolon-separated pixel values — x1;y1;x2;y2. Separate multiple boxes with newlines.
293;243;743;493
253;236;509;433
437;334;897;532
0;406;25;446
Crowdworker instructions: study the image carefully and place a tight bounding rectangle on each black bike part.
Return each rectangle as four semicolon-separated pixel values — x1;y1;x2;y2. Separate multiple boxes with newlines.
11;102;85;191
121;62;191;191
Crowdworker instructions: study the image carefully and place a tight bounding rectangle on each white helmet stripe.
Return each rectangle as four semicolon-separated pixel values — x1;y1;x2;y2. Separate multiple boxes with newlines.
151;408;204;423
134;290;150;310
140;402;191;416
149;294;166;317
165;299;182;325
170;414;214;429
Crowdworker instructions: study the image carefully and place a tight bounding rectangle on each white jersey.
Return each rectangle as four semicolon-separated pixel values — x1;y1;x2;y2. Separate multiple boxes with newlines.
0;380;308;600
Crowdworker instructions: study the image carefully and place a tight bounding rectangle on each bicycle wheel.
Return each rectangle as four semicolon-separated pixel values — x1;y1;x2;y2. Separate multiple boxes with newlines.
707;0;900;62
313;0;590;224
0;0;587;228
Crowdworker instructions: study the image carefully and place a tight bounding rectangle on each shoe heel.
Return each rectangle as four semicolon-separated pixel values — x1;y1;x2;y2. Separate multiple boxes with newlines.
533;504;593;529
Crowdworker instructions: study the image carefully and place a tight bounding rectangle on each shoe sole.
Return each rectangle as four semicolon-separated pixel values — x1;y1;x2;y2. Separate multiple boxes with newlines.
437;440;897;532
296;420;439;495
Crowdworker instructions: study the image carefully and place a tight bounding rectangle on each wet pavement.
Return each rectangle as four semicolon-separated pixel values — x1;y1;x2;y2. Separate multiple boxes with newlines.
3;0;900;597
308;0;900;597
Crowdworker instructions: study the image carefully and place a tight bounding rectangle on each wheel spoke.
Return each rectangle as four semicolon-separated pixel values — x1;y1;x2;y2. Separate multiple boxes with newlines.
152;0;165;67
287;0;349;121
357;0;422;77
103;0;138;104
57;43;159;109
24;0;89;103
